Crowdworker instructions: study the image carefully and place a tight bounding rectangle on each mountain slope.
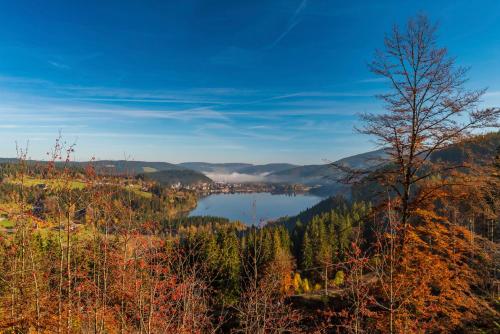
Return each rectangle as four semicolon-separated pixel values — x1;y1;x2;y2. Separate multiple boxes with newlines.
0;159;185;175
352;132;500;202
178;162;253;174
238;163;297;175
430;131;500;165
269;149;387;184
275;195;350;230
0;158;209;186
83;160;184;175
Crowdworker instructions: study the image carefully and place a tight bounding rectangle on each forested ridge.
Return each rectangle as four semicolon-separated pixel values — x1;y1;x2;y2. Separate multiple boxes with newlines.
0;131;498;333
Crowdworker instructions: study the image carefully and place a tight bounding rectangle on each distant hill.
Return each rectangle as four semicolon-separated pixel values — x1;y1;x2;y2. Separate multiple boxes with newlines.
139;169;212;186
80;160;184;175
0;150;388;195
178;162;296;176
334;149;388;169
270;164;332;180
238;163;297;175
175;150;387;189
352;132;500;202
0;158;210;187
178;162;253;174
0;159;183;175
275;196;350;231
90;160;213;186
274;134;500;230
269;149;387;185
178;162;299;183
430;131;500;165
4;133;495;193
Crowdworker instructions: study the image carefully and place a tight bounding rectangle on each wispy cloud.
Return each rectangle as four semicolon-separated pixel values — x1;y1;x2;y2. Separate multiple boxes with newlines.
194;121;292;142
248;125;273;130
236;91;375;107
0;83;233;122
0;124;86;129
0;74;259;105
267;0;307;49
0;73;373;162
357;77;388;84
0;73;377;110
114;107;229;121
197;122;234;130
0;124;20;128
0;75;51;85
483;91;500;107
484;91;500;97
74;97;224;104
237;130;292;142
48;61;70;70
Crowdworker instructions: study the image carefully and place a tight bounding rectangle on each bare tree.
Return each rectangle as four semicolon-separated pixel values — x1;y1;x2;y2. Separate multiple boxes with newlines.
354;15;498;240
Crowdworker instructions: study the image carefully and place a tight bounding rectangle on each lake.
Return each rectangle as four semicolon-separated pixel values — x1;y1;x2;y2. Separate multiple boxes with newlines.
189;192;323;225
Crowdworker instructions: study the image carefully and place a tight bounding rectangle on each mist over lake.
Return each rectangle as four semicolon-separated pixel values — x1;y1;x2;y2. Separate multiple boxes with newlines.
189;192;323;225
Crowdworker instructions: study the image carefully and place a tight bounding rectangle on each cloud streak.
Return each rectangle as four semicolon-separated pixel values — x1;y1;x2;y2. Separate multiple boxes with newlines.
267;0;307;49
48;61;70;70
0;74;371;162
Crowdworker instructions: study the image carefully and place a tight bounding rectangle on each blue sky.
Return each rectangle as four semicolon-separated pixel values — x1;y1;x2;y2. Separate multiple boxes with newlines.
0;0;499;164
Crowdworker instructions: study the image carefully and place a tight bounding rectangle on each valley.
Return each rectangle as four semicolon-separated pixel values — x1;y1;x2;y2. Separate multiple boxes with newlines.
0;7;498;332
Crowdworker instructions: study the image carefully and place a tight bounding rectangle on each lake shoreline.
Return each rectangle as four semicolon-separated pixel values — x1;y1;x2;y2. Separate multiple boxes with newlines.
188;192;324;225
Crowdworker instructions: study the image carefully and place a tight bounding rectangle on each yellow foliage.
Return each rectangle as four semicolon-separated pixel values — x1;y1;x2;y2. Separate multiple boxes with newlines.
292;272;302;293
333;270;344;286
302;278;311;293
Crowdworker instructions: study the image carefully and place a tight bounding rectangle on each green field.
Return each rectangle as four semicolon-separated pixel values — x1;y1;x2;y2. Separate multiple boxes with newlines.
7;177;153;199
0;218;15;229
142;167;158;173
128;185;153;199
8;177;86;190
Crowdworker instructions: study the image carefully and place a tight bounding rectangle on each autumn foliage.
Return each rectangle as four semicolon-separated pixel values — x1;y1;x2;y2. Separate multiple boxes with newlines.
0;14;498;334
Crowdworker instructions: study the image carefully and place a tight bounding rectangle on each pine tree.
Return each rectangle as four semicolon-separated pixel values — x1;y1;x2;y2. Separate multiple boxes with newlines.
301;231;313;270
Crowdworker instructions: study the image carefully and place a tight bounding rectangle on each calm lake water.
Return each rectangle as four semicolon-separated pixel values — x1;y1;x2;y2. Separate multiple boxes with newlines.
189;192;323;225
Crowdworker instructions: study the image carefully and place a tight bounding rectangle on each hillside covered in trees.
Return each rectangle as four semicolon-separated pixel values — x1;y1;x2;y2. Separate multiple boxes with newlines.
138;169;213;186
0;129;498;333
